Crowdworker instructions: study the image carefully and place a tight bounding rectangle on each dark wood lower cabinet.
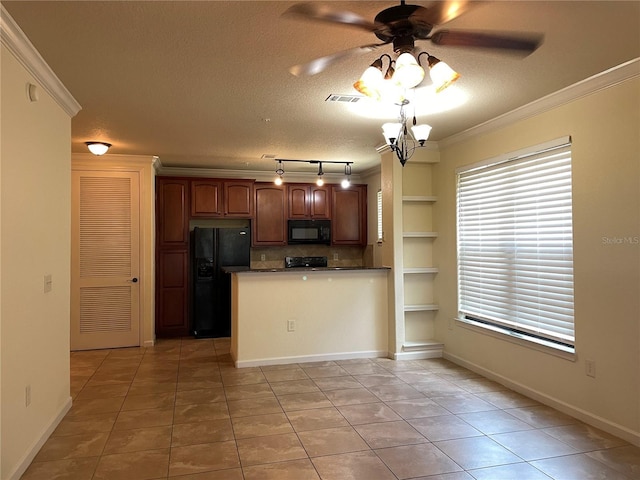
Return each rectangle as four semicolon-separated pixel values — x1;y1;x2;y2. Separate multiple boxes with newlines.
156;249;189;337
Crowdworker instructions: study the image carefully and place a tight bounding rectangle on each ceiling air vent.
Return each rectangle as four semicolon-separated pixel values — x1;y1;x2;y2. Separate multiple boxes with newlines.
325;94;362;103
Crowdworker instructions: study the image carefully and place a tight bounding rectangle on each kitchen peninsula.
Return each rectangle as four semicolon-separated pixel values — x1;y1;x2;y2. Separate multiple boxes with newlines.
229;266;390;367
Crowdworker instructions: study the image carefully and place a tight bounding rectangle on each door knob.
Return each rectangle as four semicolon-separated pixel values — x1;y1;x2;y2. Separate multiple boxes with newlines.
129;277;138;283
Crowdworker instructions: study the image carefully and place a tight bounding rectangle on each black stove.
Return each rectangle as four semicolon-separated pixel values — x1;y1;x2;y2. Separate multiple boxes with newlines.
285;256;328;268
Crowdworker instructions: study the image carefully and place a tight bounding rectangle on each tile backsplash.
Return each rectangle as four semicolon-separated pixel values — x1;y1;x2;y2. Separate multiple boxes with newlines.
251;245;367;269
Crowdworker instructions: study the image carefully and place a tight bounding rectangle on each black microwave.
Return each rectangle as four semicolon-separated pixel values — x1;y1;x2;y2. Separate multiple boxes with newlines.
288;219;331;245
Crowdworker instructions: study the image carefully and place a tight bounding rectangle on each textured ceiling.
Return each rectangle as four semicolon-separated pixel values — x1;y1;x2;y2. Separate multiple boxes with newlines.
3;1;640;174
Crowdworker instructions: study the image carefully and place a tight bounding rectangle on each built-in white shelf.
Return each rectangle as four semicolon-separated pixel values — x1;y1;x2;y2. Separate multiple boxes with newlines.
403;267;439;274
403;232;438;238
402;341;444;352
404;304;439;312
402;195;437;203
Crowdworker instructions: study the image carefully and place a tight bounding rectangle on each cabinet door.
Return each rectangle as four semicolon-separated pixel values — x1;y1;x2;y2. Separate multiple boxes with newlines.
224;180;254;217
332;185;367;246
310;185;331;219
157;178;189;247
156;249;189;337
191;180;222;217
254;184;287;245
288;184;309;218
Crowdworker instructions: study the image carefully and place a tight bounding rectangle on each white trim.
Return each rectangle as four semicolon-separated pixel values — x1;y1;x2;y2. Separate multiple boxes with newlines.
1;5;81;117
440;58;640;148
393;348;443;361
443;352;640;447
8;397;72;480
456;317;576;361
454;136;571;175
155;165;364;184
234;350;388;368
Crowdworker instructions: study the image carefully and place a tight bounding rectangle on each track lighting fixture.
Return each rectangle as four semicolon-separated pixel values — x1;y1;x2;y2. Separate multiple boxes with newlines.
316;162;325;186
85;141;111;156
274;160;285;185
273;159;354;188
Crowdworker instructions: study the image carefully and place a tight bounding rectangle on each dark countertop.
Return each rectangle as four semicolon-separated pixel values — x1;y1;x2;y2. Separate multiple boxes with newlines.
222;266;390;273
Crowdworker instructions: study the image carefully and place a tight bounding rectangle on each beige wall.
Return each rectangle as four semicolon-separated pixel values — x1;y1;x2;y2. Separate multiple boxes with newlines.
1;46;73;478
434;76;640;443
231;269;389;366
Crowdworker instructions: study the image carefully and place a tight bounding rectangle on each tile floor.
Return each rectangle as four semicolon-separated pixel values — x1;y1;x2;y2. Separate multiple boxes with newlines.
21;337;640;480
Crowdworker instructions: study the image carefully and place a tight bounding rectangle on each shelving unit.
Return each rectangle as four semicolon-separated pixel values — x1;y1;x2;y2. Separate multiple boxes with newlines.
399;161;442;358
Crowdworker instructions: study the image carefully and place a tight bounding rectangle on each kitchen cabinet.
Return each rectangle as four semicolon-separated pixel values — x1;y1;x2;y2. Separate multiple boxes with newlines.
191;180;222;217
157;177;189;247
331;185;367;246
191;179;254;217
224;180;254;217
287;184;330;219
253;183;287;245
156;249;190;337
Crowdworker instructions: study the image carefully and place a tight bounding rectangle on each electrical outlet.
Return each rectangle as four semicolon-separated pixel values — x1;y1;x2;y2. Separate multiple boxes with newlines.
333;253;339;261
585;360;596;378
287;320;296;332
260;254;266;261
25;385;31;407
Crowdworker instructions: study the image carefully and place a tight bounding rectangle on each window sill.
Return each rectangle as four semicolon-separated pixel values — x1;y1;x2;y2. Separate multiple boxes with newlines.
455;317;576;362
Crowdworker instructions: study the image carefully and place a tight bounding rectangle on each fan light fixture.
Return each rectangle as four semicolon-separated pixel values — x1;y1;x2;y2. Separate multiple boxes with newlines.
85;141;111;156
354;51;459;100
353;51;456;166
273;159;353;188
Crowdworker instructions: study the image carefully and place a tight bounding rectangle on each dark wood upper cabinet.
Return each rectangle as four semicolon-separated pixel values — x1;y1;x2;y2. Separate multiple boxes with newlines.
287;184;330;219
331;185;367;246
157;177;189;247
191;180;222;217
254;184;287;246
190;179;254;218
224;180;254;217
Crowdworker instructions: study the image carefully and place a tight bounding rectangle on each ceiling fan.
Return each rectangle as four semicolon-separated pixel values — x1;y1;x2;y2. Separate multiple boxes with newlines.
284;0;544;76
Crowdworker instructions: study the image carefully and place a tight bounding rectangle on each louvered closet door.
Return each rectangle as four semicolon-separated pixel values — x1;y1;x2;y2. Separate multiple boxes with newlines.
71;171;140;350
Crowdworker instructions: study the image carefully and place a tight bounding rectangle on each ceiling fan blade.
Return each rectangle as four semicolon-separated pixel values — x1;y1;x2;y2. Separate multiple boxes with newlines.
416;0;484;26
430;30;543;53
289;43;387;76
283;2;378;32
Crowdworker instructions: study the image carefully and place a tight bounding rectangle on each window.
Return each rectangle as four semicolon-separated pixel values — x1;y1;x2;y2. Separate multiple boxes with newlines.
377;189;383;243
456;137;575;352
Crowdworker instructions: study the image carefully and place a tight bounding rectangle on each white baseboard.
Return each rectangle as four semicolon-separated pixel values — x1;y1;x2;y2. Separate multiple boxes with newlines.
143;339;155;347
235;350;388;368
8;396;73;480
393;349;443;360
443;352;640;447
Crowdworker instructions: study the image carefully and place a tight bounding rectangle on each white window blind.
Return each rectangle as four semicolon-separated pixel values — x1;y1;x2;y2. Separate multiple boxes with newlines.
457;140;575;348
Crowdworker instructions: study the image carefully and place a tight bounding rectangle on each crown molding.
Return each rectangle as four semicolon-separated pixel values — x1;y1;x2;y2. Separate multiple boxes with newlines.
156;165;363;184
438;58;640;149
1;5;81;117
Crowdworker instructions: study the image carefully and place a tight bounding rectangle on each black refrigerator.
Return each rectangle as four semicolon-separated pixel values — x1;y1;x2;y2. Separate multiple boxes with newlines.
192;226;250;338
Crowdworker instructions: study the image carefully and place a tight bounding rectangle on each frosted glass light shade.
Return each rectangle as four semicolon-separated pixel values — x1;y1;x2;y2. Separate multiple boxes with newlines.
382;122;402;145
85;142;111;155
429;59;460;93
411;124;432;144
353;63;384;99
393;53;425;89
